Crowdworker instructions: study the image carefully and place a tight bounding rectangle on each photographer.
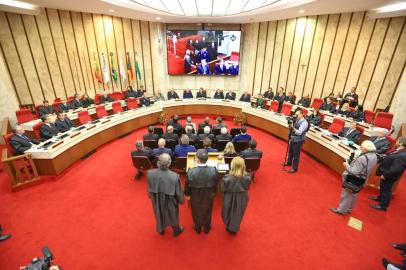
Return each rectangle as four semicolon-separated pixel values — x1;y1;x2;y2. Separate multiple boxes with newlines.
330;141;378;215
283;110;309;173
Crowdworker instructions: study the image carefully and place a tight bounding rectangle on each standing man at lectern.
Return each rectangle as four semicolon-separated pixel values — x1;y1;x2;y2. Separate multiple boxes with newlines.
284;110;309;173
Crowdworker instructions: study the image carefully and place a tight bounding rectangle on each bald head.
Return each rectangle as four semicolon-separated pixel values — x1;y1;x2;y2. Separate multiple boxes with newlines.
158;138;166;148
204;126;211;134
158;153;171;170
14;125;25;135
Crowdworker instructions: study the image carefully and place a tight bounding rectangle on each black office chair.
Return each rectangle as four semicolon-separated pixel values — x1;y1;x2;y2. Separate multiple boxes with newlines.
143;140;158;149
234;140;250;153
173;128;182;137
152;127;164;137
196;140;204;149
216;140;229;151
212;128;221;136
224;156;234;165
244;158;261;181
230;128;241;137
166;139;177;151
197;128;205;135
131;156;153;180
174;157;187;174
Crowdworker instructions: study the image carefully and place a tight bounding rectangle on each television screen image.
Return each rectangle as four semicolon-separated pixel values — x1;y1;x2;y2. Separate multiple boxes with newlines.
166;30;241;76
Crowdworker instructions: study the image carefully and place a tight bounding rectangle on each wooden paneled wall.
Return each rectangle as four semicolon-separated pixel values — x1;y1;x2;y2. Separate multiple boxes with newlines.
0;9;405;111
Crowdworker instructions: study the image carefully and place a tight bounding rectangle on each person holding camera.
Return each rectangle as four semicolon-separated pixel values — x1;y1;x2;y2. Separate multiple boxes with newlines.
330;141;378;215
283;110;309;173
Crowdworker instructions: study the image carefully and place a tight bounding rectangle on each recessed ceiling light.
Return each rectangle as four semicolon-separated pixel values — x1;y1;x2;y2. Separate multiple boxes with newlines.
156;16;161;20
373;2;406;13
299;10;304;13
108;9;114;12
0;0;37;10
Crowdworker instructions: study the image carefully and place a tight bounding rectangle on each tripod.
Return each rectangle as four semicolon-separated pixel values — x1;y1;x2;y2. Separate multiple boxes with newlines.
281;125;293;171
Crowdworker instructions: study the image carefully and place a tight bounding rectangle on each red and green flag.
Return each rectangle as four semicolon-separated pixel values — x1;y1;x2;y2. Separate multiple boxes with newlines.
126;52;134;82
93;53;102;84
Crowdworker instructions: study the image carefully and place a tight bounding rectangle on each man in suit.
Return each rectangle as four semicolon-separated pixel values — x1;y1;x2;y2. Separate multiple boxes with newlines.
239;91;251;102
147;153;184;236
216;127;232;141
167;89;180;100
125;85;137;99
143;126;159;141
213;117;227;130
167;115;182;131
198;126;215;142
163;126;179;142
370;137;406;211
39;100;54;117
183;89;193;99
297;94;311;108
185;126;198;144
225;91;236;100
263;88;274;100
100;93;114;104
232;126;251;144
213;89;224;99
55;113;74;133
58;98;72;112
320;97;335;113
185;149;218;234
196;88;207;98
132;141;154;179
255;94;265;109
369;128;391;155
198;117;212;129
136;85;145;97
40;116;59;140
214;60;227;75
197;59;210;75
283;110;309;173
139;93;151;107
203;138;217;152
338;121;361;143
81;93;94;108
71;94;83;109
174;135;197;157
286;92;296;104
240;140;263;158
342;87;359;108
152;138;172;157
10;125;40;155
228;62;239;75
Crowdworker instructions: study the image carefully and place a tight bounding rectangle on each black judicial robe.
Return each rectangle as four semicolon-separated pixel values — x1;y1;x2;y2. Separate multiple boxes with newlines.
147;168;184;233
221;175;251;232
185;165;217;227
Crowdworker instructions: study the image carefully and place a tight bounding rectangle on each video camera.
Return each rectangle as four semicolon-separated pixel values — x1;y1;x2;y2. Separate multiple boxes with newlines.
287;115;297;125
22;246;59;270
347;152;355;164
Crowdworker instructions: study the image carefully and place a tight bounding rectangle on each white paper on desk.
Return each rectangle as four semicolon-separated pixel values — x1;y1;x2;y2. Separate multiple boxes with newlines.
206;160;217;167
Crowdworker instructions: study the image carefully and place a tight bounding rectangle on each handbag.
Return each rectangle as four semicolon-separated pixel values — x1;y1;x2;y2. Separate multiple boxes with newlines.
342;155;369;193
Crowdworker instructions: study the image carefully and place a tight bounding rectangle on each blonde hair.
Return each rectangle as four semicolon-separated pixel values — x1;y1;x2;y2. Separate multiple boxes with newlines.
229;157;246;178
342;103;349;110
224;142;236;154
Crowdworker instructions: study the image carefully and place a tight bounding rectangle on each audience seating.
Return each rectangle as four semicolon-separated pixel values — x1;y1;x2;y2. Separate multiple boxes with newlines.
131;156;153;180
224;156;234;165
32;122;44;140
165;140;177;151
95;105;108;118
234;140;250;153
230;128;241;137
311;98;323;110
245;158;261;180
143;140;158;149
281;103;293;116
374;112;393;130
174;157;187;174
94;94;102;104
269;100;279;112
152;127;164;137
328;118;345;134
216;140;229;151
197;128;204;135
212;128;221;136
3;133;14;155
196;140;204;149
78;111;91;125
364;110;375;124
127;98;137;110
16;109;35;124
112;101;123;114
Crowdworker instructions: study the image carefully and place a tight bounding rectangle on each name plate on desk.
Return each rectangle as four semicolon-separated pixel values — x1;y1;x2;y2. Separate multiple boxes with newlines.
321;135;333;141
70;132;81;139
338;144;351;152
52;141;64;148
101;120;111;124
175;99;182;101
87;125;96;131
308;129;316;133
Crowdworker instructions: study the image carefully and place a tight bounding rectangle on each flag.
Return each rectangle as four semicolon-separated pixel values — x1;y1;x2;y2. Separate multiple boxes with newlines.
135;52;141;81
101;52;110;84
93;53;102;84
118;52;126;83
110;52;118;87
126;52;134;81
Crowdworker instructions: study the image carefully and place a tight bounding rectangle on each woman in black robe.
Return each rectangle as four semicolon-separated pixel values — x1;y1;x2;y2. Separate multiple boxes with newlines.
221;157;251;234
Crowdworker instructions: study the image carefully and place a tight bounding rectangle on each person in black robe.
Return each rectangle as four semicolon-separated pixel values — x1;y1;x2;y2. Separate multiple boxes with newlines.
147;153;184;237
185;149;218;234
221;157;251;234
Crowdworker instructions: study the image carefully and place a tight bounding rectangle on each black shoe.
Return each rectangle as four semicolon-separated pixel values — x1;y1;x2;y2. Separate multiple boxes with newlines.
392;243;406;252
134;172;142;180
204;225;211;234
382;258;402;269
369;196;380;202
159;230;165;235
281;162;291;166
330;208;344;215
0;234;11;241
193;225;201;234
173;226;184;237
226;228;237;235
370;204;386;211
287;169;297;174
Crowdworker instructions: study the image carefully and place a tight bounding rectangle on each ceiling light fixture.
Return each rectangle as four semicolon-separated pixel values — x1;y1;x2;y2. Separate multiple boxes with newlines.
0;0;37;10
298;9;304;13
108;9;114;12
156;16;161;20
372;2;406;13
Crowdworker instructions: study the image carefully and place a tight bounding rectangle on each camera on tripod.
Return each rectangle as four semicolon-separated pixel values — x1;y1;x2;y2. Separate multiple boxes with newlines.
347;152;355;164
22;246;60;270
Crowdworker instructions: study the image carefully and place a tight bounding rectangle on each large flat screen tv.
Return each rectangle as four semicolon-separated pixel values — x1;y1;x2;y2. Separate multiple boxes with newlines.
166;30;241;76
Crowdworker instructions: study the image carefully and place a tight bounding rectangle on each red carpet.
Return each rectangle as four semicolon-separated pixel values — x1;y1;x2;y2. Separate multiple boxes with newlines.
0;118;405;270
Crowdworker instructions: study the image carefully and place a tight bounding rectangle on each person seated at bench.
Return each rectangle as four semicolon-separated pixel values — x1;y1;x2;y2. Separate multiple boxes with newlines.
350;105;365;122
232;126;251;144
152;138;172;157
163;126;179;141
240;140;263;158
39;100;54;117
214;117;227;129
183;89;193;99
132;140;154;160
196;87;207;98
198;117;212;129
225;91;236;100
55;112;74;133
320;97;335;113
203;138;217;152
297;94;311;108
81;93;94;107
255;94;265;109
125;85;137;99
338;103;352;118
338;121;361;143
213;89;224;99
40;116;59;140
307;109;322;127
369;128;391;155
185;125;198;143
143;126;159;141
198;126;215;142
167;89;180;100
167;115;182;131
239;91;251;102
223;142;238;157
10;125;40;155
71;94;83;109
185;116;197;133
174;135;197;157
100;92;114;104
58;98;72;112
216;127;232;141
